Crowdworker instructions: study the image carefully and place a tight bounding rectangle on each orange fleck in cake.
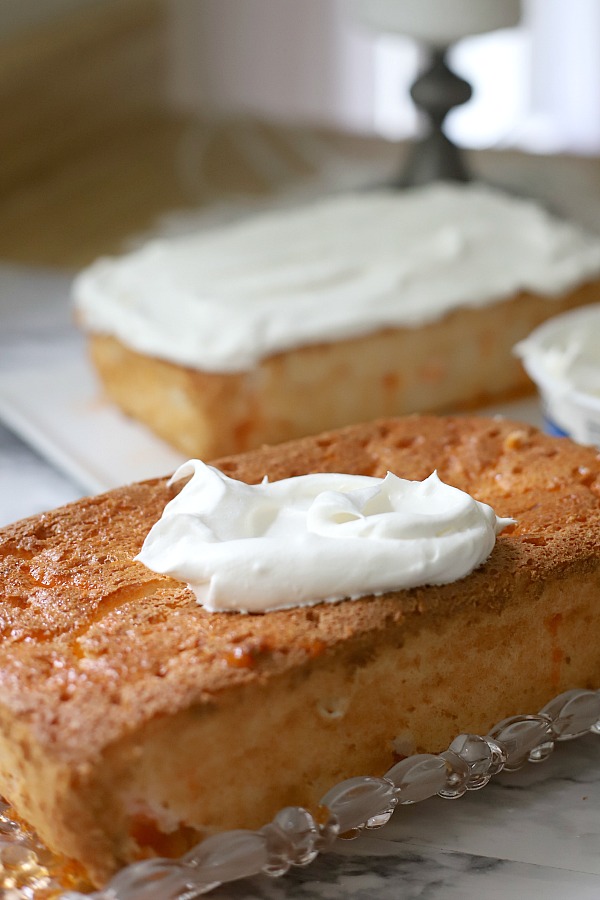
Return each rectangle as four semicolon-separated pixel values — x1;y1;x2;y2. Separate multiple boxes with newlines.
73;183;600;458
0;415;600;885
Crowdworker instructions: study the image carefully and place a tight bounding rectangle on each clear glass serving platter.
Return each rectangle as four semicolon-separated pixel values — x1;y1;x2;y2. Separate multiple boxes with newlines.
4;687;599;900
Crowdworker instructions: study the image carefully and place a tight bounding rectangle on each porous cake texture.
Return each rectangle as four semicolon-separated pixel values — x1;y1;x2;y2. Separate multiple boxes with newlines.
0;415;599;885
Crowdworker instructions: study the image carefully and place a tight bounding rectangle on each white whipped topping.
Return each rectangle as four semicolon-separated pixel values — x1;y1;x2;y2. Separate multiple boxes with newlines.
136;461;513;613
515;305;600;398
73;183;600;373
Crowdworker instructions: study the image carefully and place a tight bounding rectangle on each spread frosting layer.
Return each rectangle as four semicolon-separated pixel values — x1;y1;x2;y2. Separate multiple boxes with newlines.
136;461;513;613
73;183;600;373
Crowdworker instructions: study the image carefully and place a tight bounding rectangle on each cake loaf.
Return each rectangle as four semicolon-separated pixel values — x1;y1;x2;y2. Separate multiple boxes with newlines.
1;415;600;886
73;183;600;459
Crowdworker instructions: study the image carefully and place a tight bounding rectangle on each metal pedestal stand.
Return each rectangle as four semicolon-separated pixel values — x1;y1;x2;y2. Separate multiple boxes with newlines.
395;47;473;188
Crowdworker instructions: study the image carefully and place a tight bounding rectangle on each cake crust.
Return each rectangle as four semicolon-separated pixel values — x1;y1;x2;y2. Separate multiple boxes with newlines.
1;415;600;882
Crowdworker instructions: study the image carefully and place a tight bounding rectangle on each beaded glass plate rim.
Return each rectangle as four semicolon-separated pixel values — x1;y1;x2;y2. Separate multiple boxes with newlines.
5;686;600;900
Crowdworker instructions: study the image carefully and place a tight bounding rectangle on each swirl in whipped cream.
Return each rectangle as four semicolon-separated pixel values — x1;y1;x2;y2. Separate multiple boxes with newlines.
136;461;513;613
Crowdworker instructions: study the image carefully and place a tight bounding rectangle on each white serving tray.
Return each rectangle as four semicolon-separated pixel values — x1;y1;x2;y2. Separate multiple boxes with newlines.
0;338;543;497
0;345;185;495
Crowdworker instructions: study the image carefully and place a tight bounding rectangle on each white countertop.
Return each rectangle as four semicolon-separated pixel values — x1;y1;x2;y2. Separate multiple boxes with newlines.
0;263;599;899
0;265;84;524
0;264;185;525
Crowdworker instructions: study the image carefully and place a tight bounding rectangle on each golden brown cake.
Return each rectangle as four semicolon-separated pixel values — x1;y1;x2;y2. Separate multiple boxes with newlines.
1;415;600;886
73;184;600;458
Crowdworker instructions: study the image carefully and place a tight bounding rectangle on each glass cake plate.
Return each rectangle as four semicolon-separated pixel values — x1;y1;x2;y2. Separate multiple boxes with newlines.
2;688;600;899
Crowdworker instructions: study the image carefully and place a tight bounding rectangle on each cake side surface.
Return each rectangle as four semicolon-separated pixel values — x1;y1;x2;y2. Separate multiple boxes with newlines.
88;280;600;458
1;415;600;882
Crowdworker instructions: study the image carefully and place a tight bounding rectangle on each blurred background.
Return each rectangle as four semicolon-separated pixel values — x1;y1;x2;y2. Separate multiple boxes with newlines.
0;0;599;270
2;0;600;524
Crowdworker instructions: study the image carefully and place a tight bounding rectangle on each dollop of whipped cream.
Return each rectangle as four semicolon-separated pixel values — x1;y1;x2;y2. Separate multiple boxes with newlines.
73;183;600;373
136;461;513;613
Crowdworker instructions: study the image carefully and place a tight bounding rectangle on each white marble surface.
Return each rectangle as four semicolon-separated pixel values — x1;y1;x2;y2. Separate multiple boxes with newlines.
1;263;599;899
202;736;600;899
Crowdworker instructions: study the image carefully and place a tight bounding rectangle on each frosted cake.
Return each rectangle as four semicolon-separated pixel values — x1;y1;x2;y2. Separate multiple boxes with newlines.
0;415;599;885
73;182;600;457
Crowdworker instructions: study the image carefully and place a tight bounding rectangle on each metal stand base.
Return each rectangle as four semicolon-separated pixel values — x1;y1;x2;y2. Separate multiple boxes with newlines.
395;47;472;188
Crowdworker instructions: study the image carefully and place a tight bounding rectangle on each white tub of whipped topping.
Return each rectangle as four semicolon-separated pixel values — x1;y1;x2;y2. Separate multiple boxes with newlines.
515;304;600;448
